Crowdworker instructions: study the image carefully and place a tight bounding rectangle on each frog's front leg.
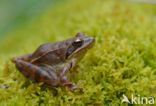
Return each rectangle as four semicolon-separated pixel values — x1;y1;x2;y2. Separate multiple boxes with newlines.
12;58;59;87
59;59;77;77
59;59;78;91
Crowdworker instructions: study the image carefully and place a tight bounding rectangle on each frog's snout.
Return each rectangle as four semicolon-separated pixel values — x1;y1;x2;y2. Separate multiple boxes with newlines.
90;37;95;43
85;37;95;47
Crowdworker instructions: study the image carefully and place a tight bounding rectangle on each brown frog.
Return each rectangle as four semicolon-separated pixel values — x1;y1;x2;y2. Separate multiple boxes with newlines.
12;32;95;91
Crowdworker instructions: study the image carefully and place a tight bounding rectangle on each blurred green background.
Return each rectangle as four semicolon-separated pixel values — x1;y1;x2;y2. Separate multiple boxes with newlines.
0;0;58;39
0;0;155;40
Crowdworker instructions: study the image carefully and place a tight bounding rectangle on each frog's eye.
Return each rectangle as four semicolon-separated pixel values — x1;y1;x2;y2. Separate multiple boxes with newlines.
72;38;83;47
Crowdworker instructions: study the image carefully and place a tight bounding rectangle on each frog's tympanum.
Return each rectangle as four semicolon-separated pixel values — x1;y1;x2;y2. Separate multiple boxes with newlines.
12;33;95;91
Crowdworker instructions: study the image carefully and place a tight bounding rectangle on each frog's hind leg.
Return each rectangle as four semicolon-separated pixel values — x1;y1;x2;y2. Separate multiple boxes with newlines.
12;54;32;63
13;59;59;87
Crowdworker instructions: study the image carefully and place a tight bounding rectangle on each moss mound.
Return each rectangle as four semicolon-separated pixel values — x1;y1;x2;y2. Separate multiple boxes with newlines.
0;0;156;105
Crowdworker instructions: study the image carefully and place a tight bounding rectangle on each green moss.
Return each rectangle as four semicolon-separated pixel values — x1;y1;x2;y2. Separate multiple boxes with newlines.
0;0;156;105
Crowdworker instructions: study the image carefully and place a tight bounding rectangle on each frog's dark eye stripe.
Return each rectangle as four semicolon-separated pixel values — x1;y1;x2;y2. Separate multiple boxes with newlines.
65;46;76;59
72;38;83;47
66;39;84;59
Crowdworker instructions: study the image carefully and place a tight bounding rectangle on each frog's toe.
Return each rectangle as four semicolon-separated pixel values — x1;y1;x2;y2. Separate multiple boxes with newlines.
69;84;77;91
71;85;84;93
64;83;78;91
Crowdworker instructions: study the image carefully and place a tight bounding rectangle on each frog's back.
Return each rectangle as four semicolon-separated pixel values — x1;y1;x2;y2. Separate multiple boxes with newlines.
30;40;72;65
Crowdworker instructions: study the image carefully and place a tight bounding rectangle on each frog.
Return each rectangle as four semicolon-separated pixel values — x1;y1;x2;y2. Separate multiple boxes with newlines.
12;32;95;91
